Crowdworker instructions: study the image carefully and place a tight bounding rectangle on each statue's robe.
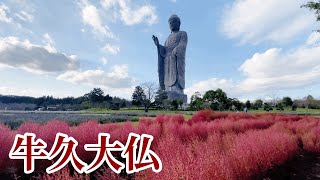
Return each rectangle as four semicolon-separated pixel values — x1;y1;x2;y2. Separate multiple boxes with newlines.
157;31;188;93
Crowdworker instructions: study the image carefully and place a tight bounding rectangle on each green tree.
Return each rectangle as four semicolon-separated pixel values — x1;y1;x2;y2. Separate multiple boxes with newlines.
132;86;146;106
121;101;126;108
282;97;293;107
263;102;272;111
302;1;320;32
245;100;251;109
253;99;263;109
305;95;314;109
178;100;183;109
132;82;157;112
163;99;172;110
140;82;157;112
304;95;320;109
171;99;181;110
189;92;204;111
203;89;228;111
276;103;284;111
104;94;113;102
154;89;168;109
292;104;298;111
229;98;243;111
85;88;105;103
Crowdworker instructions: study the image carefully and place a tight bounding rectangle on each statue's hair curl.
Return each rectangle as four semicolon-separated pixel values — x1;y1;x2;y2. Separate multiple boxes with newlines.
168;14;180;23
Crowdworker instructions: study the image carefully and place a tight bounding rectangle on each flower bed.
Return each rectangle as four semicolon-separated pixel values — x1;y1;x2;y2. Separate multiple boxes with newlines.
0;110;320;179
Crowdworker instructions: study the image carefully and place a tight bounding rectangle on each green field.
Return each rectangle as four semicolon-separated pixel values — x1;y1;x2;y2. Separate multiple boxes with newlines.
81;108;195;119
249;108;320;116
82;107;320;119
2;107;318;130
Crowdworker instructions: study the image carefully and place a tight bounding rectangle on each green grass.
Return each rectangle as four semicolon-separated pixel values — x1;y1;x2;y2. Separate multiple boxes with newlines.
249;108;320;115
3;107;320;128
81;108;195;123
83;107;320;118
81;107;320;126
82;108;193;114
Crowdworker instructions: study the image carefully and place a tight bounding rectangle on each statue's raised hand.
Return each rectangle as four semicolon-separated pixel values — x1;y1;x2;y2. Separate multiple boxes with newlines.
152;35;159;46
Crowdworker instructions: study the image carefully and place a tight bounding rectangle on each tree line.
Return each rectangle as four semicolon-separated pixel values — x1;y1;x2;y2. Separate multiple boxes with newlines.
131;82;184;112
189;90;320;112
2;86;320;112
0;88;130;111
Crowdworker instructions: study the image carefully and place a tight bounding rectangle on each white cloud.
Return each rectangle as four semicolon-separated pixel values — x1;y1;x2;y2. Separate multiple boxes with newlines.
0;86;45;97
238;43;320;92
0;3;34;34
101;0;158;26
0;86;87;98
108;64;129;78
0;36;79;74
0;3;12;23
186;33;320;99
306;32;320;46
169;0;177;3
78;0;115;39
15;11;33;22
57;64;134;89
100;57;108;65
101;0;117;10
101;43;120;55
0;86;32;96
185;78;236;98
43;33;54;45
42;33;57;53
221;0;315;44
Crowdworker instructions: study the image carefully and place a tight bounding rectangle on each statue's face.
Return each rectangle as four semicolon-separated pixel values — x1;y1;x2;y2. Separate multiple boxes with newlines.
169;18;180;32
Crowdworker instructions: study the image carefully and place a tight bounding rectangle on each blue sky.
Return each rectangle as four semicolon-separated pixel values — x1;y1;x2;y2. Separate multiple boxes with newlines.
0;0;320;102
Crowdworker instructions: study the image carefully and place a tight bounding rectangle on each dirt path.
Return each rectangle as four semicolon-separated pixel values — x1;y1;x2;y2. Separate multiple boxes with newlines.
262;152;320;180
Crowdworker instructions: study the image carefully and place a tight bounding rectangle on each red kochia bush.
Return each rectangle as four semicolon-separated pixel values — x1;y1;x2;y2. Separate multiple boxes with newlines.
226;128;298;179
0;123;15;172
137;113;299;180
1;110;320;179
188;110;229;124
70;121;100;162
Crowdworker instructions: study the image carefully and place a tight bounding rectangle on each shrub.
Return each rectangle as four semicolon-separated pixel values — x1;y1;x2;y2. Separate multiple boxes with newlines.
1;110;320;179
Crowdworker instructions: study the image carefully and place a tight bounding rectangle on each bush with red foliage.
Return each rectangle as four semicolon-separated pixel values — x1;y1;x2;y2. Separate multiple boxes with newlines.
0;110;320;179
0;123;15;173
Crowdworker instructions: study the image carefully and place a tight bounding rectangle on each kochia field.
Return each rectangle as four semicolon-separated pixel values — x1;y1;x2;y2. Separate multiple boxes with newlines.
0;110;319;179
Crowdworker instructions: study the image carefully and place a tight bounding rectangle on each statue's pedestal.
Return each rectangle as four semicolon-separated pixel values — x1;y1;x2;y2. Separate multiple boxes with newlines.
167;91;187;104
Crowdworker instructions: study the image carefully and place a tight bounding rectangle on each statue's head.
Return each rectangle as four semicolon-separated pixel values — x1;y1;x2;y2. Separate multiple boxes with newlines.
168;14;180;32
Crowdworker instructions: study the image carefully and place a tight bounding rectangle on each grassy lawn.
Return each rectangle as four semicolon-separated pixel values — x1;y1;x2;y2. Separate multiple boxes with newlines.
77;107;320;126
249;108;320;115
84;107;320;114
1;108;320;129
82;108;194;115
82;107;320;122
82;108;193;114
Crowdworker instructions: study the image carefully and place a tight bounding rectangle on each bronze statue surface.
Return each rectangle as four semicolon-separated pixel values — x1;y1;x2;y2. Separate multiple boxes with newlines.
152;14;188;103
